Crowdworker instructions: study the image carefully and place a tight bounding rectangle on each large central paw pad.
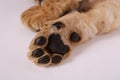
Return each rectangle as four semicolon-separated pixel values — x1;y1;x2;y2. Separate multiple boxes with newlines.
45;34;69;55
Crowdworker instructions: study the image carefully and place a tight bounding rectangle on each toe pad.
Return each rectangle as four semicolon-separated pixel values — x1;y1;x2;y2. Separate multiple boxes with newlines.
52;55;62;64
32;48;44;57
35;36;46;45
38;55;50;64
70;32;81;42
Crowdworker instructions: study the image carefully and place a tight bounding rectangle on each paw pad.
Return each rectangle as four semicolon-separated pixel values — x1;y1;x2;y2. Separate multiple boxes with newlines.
32;48;44;57
53;22;65;30
38;55;51;64
70;32;81;42
34;36;46;45
52;55;62;64
45;34;69;55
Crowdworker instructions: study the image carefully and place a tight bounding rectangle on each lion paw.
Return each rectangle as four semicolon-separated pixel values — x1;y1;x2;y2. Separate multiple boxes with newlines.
28;19;82;66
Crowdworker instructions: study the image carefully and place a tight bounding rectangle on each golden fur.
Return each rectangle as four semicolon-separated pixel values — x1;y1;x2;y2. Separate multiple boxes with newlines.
21;0;79;31
21;0;120;66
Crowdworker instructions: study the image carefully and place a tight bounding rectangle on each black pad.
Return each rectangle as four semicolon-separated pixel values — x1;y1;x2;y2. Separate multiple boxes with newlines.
70;32;81;42
35;36;46;45
32;48;44;57
38;55;50;64
45;34;69;55
53;22;65;30
52;55;62;64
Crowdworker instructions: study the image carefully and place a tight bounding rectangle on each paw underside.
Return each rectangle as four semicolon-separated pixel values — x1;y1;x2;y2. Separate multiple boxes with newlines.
30;34;69;66
28;21;81;66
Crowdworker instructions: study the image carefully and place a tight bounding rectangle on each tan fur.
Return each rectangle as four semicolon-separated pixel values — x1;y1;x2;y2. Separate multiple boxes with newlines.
21;0;79;31
22;0;120;66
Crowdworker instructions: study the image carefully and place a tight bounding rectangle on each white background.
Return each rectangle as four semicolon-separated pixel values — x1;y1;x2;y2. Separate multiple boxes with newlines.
0;0;120;80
